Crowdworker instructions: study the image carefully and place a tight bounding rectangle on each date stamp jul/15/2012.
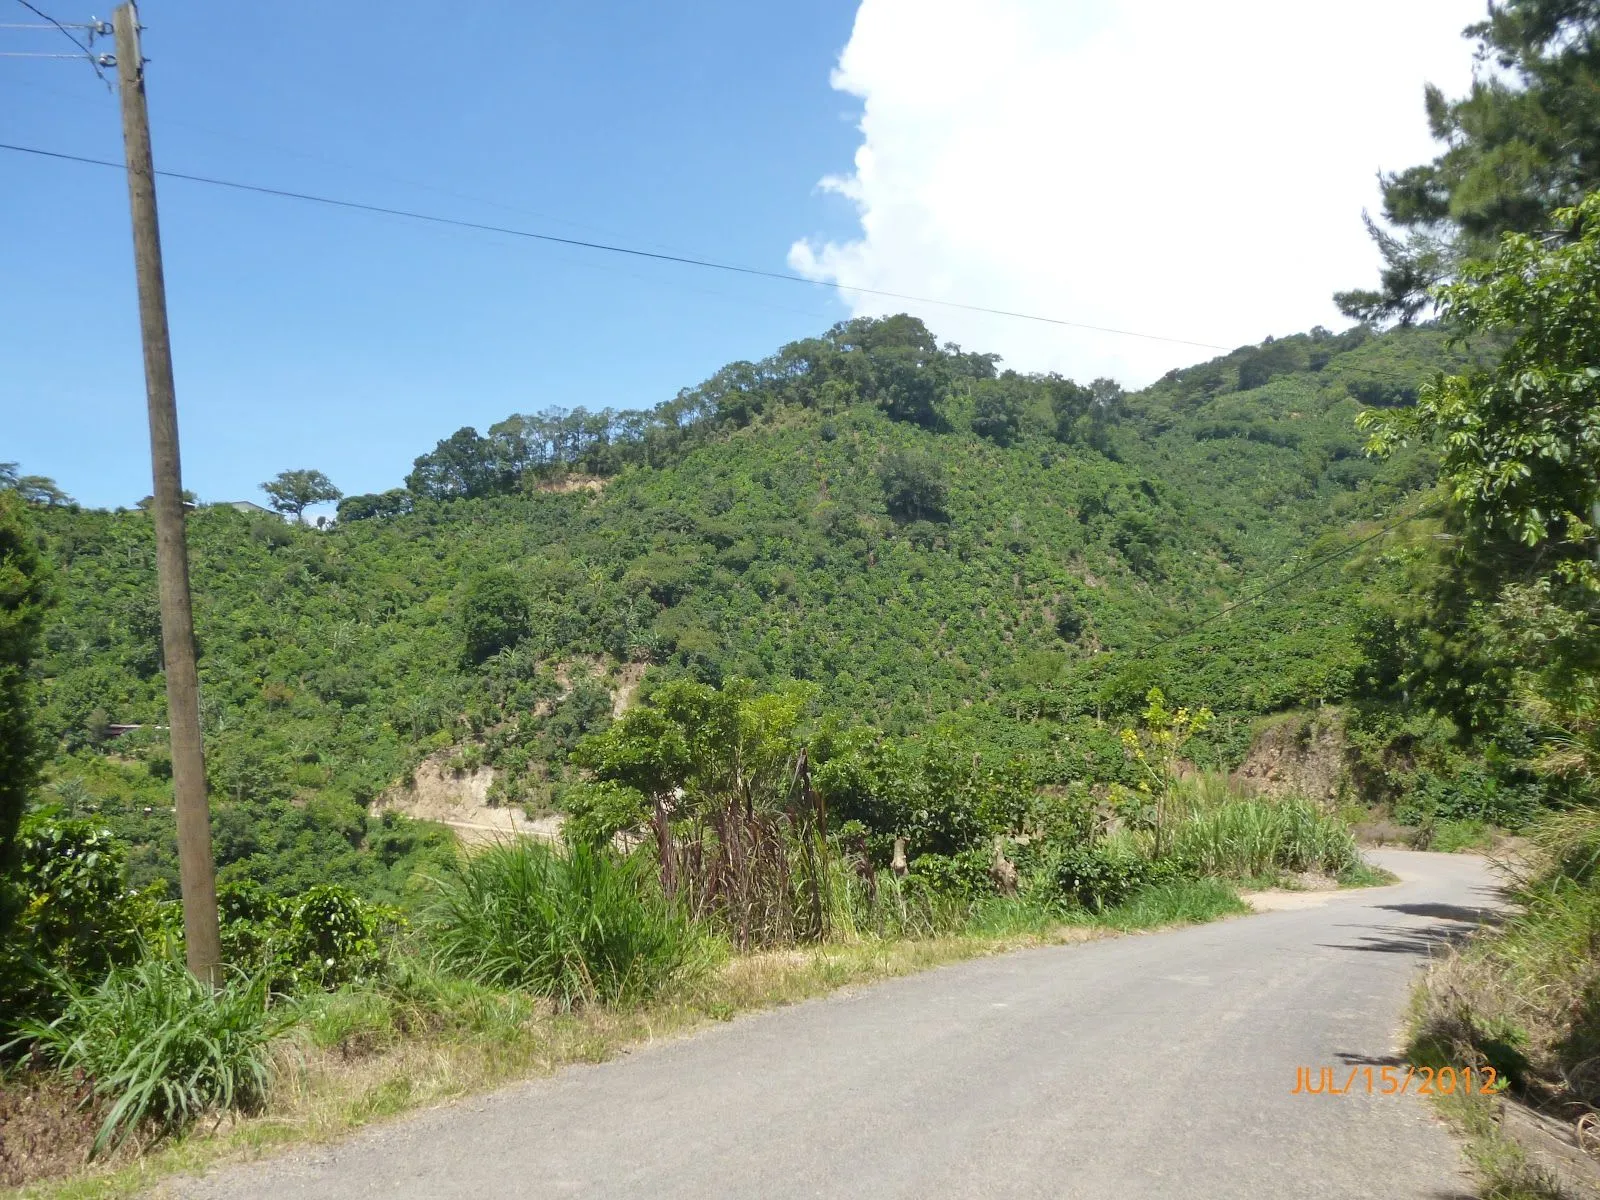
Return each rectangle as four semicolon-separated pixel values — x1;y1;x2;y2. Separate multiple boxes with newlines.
1292;1065;1504;1097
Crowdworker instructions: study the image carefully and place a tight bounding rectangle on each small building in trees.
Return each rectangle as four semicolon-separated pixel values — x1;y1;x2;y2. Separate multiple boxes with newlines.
212;500;278;517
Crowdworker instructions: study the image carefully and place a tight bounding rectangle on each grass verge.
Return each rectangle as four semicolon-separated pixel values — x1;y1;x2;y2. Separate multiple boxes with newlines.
1402;811;1600;1199
6;881;1244;1200
1408;1030;1568;1200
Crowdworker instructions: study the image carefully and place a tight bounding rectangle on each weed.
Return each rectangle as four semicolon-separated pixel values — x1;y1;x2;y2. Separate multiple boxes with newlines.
1168;793;1360;880
424;840;700;1007
11;951;292;1157
1089;879;1249;930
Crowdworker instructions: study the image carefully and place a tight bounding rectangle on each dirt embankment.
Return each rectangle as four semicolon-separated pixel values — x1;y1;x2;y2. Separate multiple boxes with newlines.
1231;710;1349;803
375;660;648;845
372;754;561;847
532;475;605;495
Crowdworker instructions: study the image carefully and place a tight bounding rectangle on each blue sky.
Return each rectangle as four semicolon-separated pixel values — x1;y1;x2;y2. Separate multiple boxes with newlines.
2;0;865;511
4;0;1486;515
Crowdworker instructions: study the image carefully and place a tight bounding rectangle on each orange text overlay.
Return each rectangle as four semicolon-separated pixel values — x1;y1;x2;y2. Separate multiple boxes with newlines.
1292;1066;1502;1097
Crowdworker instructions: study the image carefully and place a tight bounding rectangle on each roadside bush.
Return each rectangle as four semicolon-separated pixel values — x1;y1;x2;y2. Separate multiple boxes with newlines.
1395;768;1542;830
1168;795;1360;880
0;817;158;1035
1411;809;1600;1111
906;849;993;899
219;881;396;993
424;840;697;1007
559;780;649;849
1050;841;1170;911
12;952;292;1156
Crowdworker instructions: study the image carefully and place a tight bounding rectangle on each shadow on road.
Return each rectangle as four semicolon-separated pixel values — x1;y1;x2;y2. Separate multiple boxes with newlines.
1376;902;1504;926
1318;925;1468;956
1333;1051;1409;1067
1319;915;1495;956
1317;885;1512;956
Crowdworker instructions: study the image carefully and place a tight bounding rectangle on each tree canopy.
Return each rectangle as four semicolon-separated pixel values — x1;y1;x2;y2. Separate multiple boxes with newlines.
10;312;1478;898
261;470;342;523
0;491;54;914
1339;0;1600;324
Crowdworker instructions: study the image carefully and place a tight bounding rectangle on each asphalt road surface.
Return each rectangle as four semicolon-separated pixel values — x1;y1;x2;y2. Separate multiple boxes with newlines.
172;850;1501;1200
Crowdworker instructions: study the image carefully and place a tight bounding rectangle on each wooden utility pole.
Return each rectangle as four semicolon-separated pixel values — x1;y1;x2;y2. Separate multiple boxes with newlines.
112;2;222;984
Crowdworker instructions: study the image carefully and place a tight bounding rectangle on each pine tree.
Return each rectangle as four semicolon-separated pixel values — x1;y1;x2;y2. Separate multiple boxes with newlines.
1338;0;1600;323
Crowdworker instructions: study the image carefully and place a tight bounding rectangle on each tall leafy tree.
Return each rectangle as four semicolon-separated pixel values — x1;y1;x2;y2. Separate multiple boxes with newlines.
970;378;1027;446
261;469;342;523
460;570;532;666
877;449;949;522
1339;0;1600;323
0;463;72;508
405;428;503;500
1360;193;1600;774
0;491;54;911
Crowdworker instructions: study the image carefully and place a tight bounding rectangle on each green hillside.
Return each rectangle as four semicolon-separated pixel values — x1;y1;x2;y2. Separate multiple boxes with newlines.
23;315;1470;896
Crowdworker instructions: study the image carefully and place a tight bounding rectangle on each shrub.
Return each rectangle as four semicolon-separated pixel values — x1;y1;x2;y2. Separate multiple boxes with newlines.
219;881;396;993
1396;768;1541;829
906;848;993;899
560;780;649;849
1050;842;1168;911
12;952;292;1156
0;817;156;1035
0;489;53;895
424;840;696;1007
1168;796;1360;879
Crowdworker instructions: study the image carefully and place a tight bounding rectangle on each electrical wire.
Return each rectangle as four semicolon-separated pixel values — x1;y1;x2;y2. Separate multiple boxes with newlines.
8;0;105;79
0;139;1239;353
4;74;765;263
0;133;1456;653
1132;501;1441;658
0;138;1465;386
11;0;87;52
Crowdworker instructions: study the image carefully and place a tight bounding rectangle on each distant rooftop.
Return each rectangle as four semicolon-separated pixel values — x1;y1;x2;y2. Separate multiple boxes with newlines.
212;500;277;516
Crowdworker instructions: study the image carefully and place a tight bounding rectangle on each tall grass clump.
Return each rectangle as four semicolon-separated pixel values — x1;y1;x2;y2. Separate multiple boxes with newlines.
1168;786;1361;880
425;839;699;1007
1090;878;1249;930
11;952;291;1156
1412;809;1600;1110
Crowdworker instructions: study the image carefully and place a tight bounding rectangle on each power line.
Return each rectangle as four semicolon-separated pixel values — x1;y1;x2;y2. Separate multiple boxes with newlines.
0;139;1240;353
1132;501;1441;658
12;0;89;51
8;0;108;79
0;138;1472;388
0;77;1493;379
5;75;749;263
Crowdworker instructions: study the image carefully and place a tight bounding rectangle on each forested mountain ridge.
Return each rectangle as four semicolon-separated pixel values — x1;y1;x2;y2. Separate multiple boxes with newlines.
22;315;1471;895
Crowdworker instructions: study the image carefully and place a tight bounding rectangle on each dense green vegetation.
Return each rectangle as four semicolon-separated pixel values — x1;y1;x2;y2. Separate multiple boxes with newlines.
8;315;1480;901
1384;192;1600;1196
18;6;1600;1186
4;313;1468;1174
0;489;52;902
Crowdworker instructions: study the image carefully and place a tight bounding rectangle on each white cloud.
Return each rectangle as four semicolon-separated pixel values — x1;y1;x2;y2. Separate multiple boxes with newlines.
790;0;1485;385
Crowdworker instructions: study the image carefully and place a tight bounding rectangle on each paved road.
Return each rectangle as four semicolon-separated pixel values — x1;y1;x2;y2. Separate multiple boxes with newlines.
174;851;1502;1200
